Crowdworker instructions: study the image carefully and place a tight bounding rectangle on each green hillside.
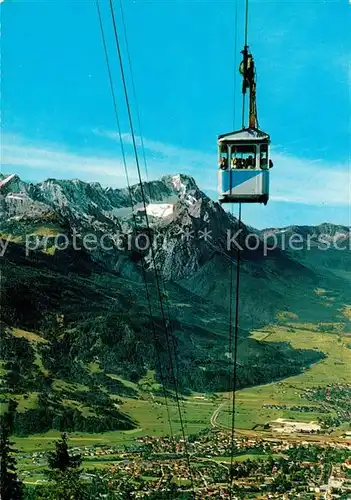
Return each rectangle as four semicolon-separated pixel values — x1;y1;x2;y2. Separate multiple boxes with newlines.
0;238;333;437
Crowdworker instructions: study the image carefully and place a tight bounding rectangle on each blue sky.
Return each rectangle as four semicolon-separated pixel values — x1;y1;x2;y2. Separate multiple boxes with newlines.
2;0;350;228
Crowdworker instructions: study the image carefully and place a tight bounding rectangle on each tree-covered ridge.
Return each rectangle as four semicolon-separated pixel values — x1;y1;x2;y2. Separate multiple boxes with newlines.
0;322;135;436
0;241;327;437
0;400;24;500
1;174;349;438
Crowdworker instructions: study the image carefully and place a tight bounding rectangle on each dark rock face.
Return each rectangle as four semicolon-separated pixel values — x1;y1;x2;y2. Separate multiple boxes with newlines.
1;173;350;404
1;172;350;327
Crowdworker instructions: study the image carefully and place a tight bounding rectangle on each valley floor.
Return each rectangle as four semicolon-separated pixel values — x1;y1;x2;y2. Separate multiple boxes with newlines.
215;321;351;432
12;319;351;496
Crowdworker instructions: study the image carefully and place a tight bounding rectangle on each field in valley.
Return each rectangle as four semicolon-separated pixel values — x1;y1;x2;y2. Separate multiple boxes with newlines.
215;320;351;431
10;315;351;485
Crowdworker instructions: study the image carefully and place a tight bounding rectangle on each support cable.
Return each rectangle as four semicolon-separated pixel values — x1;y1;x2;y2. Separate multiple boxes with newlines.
227;206;235;397
229;0;248;495
118;0;192;447
118;0;181;393
119;0;150;185
232;0;239;130
227;0;238;466
244;0;249;47
229;204;242;497
242;0;249;128
95;0;175;443
107;1;195;494
228;0;239;386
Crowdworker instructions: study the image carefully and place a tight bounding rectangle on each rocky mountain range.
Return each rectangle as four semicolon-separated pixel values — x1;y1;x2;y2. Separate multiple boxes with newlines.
1;172;349;323
1;172;350;421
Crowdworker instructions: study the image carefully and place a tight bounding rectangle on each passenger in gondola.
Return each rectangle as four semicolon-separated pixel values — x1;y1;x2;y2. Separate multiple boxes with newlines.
231;157;237;169
246;155;254;168
219;157;227;170
260;153;268;170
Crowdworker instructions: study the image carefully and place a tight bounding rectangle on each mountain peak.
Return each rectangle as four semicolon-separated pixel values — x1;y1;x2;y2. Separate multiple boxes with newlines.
0;174;27;195
263;223;350;237
0;173;19;189
162;174;199;196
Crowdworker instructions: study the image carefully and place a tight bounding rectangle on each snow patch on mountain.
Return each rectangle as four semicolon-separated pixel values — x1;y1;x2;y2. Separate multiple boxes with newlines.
171;174;187;195
146;203;174;218
0;174;17;190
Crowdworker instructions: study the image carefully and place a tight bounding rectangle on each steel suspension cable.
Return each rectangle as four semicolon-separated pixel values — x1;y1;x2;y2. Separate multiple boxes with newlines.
232;0;239;130
244;0;249;47
229;0;248;495
107;0;195;493
119;1;193;445
229;203;242;498
119;0;150;185
95;0;175;443
228;0;239;394
118;0;182;394
227;205;235;404
242;0;250;128
95;0;131;195
227;0;237;462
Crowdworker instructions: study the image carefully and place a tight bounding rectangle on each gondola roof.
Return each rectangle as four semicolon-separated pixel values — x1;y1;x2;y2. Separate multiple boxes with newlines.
218;127;270;143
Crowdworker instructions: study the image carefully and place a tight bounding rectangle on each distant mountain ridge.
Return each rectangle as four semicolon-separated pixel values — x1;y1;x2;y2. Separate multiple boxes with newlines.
2;171;349;236
1;172;350;434
1;172;349;319
261;223;350;243
260;223;351;284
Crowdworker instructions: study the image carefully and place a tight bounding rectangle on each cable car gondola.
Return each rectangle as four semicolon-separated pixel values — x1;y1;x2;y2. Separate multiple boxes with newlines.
218;47;272;205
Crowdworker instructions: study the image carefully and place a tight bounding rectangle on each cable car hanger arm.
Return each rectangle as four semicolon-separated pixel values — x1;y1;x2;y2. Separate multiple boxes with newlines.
239;46;257;130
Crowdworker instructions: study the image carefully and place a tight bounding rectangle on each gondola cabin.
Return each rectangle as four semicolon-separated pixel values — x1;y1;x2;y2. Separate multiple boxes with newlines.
218;128;271;204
